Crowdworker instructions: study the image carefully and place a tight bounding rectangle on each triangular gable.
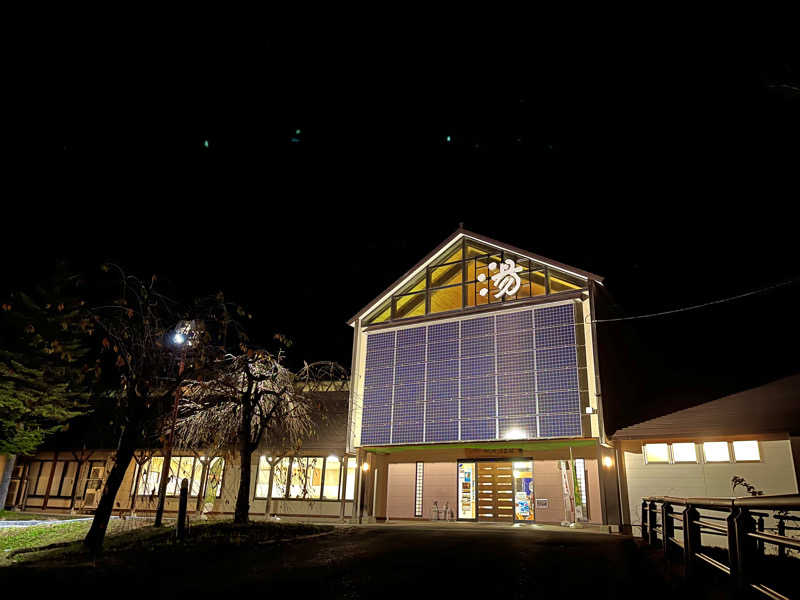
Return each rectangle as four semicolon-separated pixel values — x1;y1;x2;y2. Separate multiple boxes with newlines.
348;227;603;326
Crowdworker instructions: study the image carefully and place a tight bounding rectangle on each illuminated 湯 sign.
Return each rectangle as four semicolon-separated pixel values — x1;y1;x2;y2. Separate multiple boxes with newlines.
477;259;524;298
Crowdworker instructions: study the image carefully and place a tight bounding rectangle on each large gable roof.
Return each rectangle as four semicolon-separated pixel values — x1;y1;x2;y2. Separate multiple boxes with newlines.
347;227;604;326
612;374;800;440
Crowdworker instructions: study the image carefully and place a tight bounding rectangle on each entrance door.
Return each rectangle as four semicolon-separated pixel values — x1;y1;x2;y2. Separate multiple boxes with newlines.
476;462;514;521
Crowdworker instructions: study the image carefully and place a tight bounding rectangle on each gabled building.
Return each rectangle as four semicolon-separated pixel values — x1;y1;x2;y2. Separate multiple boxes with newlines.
345;228;623;526
614;373;800;532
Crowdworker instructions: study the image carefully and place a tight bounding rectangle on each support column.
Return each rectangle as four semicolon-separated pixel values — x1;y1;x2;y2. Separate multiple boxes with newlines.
338;455;348;521
0;454;16;509
353;451;364;523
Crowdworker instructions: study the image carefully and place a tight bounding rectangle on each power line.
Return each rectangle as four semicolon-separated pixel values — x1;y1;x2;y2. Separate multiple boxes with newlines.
591;276;800;324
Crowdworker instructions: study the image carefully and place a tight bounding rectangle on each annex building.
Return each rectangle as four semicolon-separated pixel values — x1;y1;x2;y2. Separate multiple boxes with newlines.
344;228;623;526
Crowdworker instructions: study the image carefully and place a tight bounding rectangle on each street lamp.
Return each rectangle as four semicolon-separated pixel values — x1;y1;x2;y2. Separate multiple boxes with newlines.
154;321;193;527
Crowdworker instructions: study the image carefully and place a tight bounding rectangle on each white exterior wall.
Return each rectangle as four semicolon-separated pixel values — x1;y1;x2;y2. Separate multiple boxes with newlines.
624;439;798;547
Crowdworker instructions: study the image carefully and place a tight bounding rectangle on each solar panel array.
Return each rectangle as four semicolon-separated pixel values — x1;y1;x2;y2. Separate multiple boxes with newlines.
360;303;585;445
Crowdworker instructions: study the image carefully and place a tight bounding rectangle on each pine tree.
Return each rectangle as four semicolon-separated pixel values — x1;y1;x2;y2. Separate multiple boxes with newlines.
0;276;93;455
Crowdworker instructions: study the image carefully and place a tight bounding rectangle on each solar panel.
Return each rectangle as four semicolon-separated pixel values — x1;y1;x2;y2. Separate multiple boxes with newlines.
426;359;458;382
360;302;585;446
538;390;580;414
497;395;536;417
496;310;532;333
397;326;426;348
460;418;497;441
427;340;458;362
498;416;538;439
424;420;459;442
539;413;582;438
497;351;535;373
534;304;574;329
394;362;425;385
460;397;496;419
496;330;534;354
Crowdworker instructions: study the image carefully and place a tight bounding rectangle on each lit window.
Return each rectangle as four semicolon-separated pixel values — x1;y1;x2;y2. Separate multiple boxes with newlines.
322;456;342;499
414;462;424;517
703;442;730;463
671;443;697;463
733;441;760;462
255;457;272;498
305;457;324;498
134;456;223;498
644;443;670;463
345;457;357;500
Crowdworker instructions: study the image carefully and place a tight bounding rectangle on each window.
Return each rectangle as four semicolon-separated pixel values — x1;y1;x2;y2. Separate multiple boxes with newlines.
414;462;424;517
732;440;760;462
322;457;342;499
345;457;357;500
26;462;42;496
671;443;698;463
269;458;290;499
34;462;52;495
703;442;731;463
644;443;670;464
363;239;587;325
204;457;225;499
255;456;272;498
134;456;224;497
305;458;324;499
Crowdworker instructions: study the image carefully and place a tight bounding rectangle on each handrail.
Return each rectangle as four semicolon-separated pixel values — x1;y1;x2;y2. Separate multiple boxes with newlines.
641;496;798;599
748;530;800;551
644;494;800;510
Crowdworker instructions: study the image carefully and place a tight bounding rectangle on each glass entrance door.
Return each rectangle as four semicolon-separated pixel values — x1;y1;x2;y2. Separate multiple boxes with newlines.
512;461;534;521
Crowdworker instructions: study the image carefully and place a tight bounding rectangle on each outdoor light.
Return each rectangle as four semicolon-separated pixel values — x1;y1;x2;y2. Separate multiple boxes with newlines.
602;456;613;469
361;462;370;472
327;455;339;462
173;332;186;345
503;428;526;440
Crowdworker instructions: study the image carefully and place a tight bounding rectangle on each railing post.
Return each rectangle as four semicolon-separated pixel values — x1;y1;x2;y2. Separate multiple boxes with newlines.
648;500;659;546
641;499;648;540
756;515;764;557
777;518;786;559
730;506;756;592
176;478;188;541
682;505;700;578
662;502;674;562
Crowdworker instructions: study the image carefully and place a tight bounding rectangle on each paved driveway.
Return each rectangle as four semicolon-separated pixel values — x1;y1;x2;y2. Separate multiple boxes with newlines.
2;524;698;599
243;524;682;599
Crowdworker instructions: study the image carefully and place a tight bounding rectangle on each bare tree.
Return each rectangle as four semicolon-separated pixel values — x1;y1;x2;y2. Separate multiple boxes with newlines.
81;266;241;553
176;353;344;524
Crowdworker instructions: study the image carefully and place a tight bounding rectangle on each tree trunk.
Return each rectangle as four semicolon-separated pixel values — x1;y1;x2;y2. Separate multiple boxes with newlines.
233;396;254;524
83;423;137;555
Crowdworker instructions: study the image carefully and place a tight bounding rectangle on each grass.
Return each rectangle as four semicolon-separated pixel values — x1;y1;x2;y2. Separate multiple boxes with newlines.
1;519;334;567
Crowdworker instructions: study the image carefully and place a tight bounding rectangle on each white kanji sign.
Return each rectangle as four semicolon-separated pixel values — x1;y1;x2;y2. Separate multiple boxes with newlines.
477;259;523;298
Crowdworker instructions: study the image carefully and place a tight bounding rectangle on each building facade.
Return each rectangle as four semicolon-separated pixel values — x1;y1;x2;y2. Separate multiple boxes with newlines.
613;374;800;540
345;228;623;525
3;390;358;519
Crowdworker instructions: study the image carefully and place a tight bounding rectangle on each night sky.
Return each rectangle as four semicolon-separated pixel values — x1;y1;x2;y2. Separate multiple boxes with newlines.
5;39;799;432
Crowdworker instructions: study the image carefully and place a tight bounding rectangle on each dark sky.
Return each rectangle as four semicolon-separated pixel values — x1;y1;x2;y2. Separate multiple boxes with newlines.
5;38;799;431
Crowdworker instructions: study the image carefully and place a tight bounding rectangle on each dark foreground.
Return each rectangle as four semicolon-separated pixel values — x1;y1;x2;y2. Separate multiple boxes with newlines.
1;524;725;599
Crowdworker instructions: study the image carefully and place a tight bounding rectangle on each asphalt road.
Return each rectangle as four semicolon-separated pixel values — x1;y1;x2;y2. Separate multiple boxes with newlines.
2;524;716;599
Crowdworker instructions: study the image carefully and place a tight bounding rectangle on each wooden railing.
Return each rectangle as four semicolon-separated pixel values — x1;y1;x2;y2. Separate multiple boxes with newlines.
641;495;800;599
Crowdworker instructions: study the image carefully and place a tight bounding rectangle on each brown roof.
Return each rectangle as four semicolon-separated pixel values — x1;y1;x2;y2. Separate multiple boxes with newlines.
347;227;604;325
301;391;349;450
612;374;800;440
